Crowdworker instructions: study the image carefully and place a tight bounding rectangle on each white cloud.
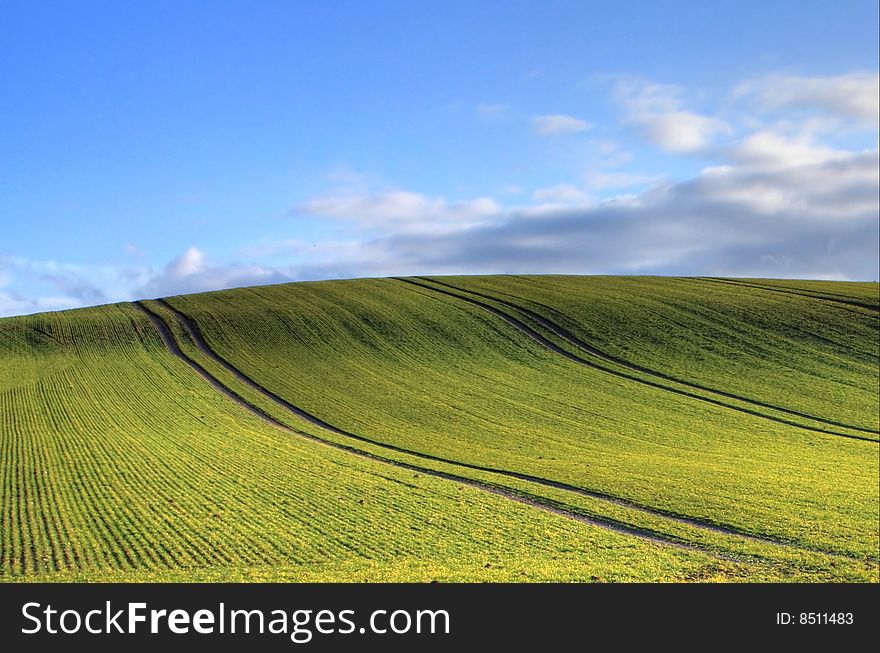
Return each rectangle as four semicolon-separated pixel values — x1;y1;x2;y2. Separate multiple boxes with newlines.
531;184;592;206
728;130;849;169
532;114;592;135
614;79;683;114
639;111;730;153
584;170;663;189
168;247;205;277
735;72;880;126
137;247;289;298
613;78;731;153
296;190;501;234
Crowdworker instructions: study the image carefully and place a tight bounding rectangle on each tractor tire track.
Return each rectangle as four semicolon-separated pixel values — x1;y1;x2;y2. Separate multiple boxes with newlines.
131;301;726;557
412;276;878;437
396;278;876;444
696;277;879;315
140;300;866;559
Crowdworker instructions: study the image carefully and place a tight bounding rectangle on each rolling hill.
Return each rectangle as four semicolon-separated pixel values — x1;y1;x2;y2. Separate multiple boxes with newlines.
1;276;878;582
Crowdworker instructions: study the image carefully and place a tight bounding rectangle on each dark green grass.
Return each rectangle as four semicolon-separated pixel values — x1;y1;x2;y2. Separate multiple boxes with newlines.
166;277;879;561
2;276;878;581
2;303;749;582
439;275;879;432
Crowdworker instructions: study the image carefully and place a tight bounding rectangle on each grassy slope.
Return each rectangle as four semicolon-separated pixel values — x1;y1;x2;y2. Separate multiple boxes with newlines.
138;300;875;581
166;278;879;561
1;276;877;581
1;303;742;582
440;275;879;431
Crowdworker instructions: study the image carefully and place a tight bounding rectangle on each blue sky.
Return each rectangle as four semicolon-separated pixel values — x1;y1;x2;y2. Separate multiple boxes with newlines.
1;0;878;316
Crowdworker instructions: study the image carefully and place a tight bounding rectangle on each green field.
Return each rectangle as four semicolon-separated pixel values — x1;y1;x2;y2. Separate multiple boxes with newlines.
1;276;878;582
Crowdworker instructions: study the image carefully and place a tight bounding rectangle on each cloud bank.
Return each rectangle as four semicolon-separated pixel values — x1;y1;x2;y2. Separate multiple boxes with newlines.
2;72;877;318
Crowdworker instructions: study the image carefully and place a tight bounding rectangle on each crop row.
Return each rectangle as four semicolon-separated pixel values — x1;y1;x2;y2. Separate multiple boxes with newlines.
1;303;745;581
401;276;876;439
167;278;880;559
441;275;879;430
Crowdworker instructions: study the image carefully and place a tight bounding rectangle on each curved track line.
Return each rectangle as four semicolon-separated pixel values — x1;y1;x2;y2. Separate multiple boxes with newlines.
414;277;878;436
143;299;866;559
397;278;876;444
697;277;879;315
132;301;722;556
710;277;880;310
